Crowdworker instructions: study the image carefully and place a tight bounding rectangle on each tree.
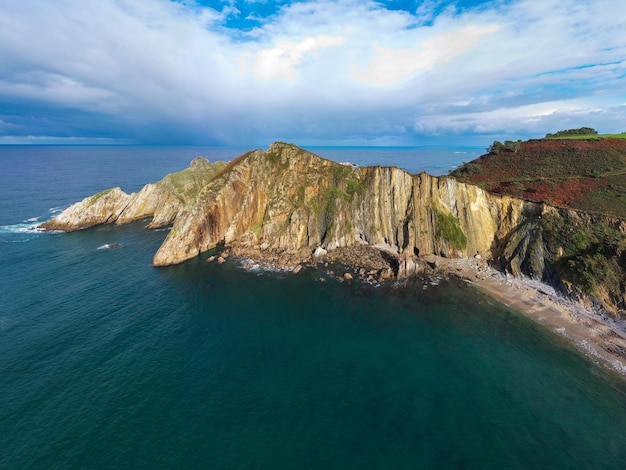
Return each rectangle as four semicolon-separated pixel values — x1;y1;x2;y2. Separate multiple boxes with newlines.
504;140;522;152
545;127;598;138
487;141;504;154
488;139;521;154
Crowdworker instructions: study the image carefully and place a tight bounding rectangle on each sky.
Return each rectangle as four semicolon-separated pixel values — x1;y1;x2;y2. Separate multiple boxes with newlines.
0;0;625;147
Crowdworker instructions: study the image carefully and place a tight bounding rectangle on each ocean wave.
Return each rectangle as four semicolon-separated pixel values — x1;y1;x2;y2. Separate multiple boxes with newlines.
0;218;48;243
48;206;67;214
0;220;44;234
97;243;121;250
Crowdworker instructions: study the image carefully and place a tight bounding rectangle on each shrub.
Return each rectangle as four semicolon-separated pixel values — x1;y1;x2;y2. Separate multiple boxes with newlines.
488;141;504;155
504;140;522;152
541;214;625;295
545;127;598;138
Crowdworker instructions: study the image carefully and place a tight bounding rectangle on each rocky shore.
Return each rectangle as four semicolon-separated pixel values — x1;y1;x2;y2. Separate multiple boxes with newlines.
441;257;626;377
39;143;626;377
393;254;626;378
205;244;626;377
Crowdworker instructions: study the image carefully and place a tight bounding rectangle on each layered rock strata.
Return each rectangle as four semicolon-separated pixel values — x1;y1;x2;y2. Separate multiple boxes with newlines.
41;143;626;316
42;157;227;231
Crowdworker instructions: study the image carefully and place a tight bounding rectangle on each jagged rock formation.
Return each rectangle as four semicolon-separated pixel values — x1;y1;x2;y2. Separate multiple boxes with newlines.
41;142;626;317
495;205;626;316
148;143;535;269
41;157;227;231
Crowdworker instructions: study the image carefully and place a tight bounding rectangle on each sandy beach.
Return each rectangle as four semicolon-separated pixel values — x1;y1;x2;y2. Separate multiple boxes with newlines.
423;255;626;378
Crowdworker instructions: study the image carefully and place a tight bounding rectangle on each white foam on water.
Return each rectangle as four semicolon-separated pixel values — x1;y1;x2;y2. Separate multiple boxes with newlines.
0;220;43;234
48;206;67;214
0;218;49;243
0;212;62;240
97;243;121;250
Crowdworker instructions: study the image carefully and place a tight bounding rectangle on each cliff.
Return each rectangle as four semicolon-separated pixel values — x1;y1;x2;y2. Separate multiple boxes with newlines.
41;157;227;231
451;138;626;317
450;138;626;218
153;143;535;269
41;142;626;317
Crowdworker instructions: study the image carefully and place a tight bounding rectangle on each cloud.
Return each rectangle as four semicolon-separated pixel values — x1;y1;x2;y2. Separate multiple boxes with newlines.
352;24;500;86
0;0;625;145
253;35;346;80
413;99;626;143
0;135;127;144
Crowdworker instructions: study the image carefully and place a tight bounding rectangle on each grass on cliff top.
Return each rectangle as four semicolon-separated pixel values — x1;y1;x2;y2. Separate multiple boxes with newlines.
546;134;626;140
450;138;626;218
163;160;228;202
87;187;116;206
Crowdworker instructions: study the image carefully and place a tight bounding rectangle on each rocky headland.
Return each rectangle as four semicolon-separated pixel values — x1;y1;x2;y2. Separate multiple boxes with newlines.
40;142;626;375
42;142;538;268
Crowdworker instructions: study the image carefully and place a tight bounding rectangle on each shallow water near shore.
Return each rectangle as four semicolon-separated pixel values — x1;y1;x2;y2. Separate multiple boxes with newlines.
2;146;626;468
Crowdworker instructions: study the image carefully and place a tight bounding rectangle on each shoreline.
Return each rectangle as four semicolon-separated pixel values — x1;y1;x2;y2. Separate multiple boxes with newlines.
218;248;626;377
423;255;626;378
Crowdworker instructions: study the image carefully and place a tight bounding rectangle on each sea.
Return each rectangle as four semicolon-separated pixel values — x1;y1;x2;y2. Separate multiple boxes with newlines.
2;145;626;469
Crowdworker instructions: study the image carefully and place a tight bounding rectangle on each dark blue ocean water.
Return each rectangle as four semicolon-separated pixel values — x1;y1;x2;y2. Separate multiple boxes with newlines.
2;146;626;469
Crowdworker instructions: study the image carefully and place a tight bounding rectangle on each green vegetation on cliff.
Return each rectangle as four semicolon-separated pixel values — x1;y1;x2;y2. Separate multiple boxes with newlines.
450;137;626;219
434;208;467;251
540;214;625;296
162;158;228;204
542;127;626;140
451;134;626;315
487;140;522;154
88;187;116;206
545;127;598;138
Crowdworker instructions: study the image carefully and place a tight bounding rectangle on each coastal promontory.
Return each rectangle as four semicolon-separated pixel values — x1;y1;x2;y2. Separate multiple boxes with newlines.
41;141;626;319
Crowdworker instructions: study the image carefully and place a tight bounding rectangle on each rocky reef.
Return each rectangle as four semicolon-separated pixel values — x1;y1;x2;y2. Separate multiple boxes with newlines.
41;142;626;317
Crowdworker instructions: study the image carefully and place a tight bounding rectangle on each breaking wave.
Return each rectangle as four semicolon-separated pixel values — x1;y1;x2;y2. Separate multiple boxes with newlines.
97;243;122;250
0;206;68;237
0;219;43;234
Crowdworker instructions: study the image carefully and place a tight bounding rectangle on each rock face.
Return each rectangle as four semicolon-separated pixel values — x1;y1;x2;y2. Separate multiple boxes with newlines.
41;157;227;231
146;143;535;270
41;143;626;316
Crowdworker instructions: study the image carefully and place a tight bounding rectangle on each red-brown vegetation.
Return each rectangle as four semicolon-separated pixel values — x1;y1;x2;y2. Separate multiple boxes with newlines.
451;138;626;218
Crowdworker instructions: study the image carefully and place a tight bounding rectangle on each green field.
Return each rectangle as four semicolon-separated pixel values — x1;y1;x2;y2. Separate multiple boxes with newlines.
547;133;626;140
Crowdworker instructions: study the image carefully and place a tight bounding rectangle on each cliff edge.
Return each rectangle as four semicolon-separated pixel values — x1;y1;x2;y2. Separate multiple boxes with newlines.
41;142;626;317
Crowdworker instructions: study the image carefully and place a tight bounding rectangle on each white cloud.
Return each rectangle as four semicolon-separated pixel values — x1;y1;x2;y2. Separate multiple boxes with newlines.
413;99;626;139
0;0;625;144
253;35;346;80
352;24;499;86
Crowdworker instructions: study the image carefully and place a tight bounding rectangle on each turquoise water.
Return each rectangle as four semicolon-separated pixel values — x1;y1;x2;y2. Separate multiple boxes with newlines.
2;146;626;468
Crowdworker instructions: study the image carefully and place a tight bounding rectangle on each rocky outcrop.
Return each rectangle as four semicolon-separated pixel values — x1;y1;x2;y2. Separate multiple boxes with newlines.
40;156;227;231
146;143;536;270
41;143;626;316
38;143;544;269
40;187;131;231
494;205;626;316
